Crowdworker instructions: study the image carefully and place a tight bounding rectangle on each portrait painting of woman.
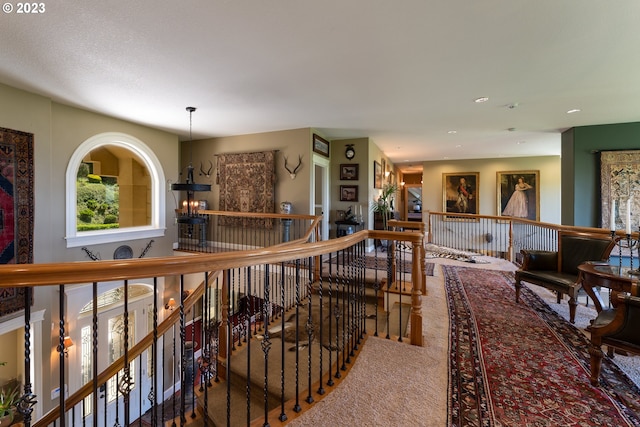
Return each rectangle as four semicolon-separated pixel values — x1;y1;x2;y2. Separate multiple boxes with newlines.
497;171;539;221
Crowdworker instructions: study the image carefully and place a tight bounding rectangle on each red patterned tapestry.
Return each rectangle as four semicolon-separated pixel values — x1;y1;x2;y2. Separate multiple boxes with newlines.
217;151;276;228
0;127;34;317
444;265;640;426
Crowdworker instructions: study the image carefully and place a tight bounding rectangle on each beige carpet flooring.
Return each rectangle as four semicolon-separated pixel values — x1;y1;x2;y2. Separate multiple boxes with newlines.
288;256;640;427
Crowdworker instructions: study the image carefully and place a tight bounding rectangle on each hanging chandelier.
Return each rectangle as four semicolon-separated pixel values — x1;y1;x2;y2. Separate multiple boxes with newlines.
171;106;211;224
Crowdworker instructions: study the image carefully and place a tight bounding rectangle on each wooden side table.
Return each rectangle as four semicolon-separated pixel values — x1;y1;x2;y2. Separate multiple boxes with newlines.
577;262;639;313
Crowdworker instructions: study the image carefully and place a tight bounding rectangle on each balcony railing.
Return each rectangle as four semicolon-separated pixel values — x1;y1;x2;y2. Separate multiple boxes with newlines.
426;212;627;264
0;212;424;427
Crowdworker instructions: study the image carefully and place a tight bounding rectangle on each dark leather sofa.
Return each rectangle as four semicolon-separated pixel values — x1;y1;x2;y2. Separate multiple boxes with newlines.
515;231;617;323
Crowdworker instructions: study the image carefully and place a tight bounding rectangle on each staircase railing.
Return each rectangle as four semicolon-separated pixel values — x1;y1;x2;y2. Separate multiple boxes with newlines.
1;227;423;427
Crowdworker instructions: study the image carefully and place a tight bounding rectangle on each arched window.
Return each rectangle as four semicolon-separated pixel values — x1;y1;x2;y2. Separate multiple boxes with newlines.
65;132;166;247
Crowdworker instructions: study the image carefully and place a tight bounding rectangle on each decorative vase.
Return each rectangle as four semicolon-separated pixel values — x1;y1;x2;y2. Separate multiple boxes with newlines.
280;201;292;214
0;409;14;426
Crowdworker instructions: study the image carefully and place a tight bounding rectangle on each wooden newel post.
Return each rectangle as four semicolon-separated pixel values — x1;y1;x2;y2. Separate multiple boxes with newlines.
410;241;424;346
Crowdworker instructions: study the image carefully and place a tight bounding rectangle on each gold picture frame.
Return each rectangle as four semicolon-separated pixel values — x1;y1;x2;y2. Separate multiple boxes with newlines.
442;172;479;218
496;170;540;221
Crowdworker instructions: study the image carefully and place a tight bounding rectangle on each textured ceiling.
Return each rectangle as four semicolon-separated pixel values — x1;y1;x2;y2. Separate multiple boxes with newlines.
1;1;639;171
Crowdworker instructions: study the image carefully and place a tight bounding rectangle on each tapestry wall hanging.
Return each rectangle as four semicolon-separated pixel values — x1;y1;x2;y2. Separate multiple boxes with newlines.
0;126;34;317
600;150;640;233
217;150;276;228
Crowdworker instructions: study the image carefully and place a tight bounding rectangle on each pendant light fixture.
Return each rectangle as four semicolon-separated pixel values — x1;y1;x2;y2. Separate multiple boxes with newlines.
171;106;211;224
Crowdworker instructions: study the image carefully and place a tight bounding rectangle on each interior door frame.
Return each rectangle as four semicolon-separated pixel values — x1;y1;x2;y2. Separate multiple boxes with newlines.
311;153;330;240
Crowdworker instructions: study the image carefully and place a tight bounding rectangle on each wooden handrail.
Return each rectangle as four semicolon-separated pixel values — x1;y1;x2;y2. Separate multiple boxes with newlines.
0;230;421;288
10;228;423;427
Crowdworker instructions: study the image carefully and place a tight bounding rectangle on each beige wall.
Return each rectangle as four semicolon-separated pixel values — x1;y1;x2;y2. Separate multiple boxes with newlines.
0;82;180;415
189;128;314;216
422;156;561;224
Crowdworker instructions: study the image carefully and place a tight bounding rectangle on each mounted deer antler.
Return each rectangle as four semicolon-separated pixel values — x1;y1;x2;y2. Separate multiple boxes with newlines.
284;155;303;179
200;160;213;178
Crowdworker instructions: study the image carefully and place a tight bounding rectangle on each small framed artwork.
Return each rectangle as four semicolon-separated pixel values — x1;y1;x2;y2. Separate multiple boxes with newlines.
381;158;386;182
312;134;330;158
373;161;382;189
442;172;479;216
340;163;359;180
340;185;359;202
497;170;539;221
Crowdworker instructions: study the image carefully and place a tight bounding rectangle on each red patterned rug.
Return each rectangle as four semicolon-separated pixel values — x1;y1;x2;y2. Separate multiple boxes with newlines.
443;265;640;426
0;127;34;317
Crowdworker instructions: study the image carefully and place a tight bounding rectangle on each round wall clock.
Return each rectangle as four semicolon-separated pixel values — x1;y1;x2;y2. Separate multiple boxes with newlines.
345;145;355;160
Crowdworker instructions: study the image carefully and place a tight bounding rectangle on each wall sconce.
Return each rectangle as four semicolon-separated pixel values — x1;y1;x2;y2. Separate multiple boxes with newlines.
165;297;176;311
400;181;405;187
58;336;74;358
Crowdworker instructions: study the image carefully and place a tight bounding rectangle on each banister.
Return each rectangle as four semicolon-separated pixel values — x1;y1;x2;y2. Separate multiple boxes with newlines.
32;275;215;427
7;224;425;427
0;230;422;287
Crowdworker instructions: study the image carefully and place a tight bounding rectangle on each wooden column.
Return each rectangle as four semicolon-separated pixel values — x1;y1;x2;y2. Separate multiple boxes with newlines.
410;242;424;346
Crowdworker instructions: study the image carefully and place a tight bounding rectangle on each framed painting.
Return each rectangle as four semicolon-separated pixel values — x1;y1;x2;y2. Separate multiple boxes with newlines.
374;161;382;189
340;185;358;202
340;163;359;180
312;134;330;158
497;170;539;221
442;172;479;216
601;150;640;232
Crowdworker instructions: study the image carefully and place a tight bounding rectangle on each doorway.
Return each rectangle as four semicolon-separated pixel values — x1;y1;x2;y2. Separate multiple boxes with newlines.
312;154;330;240
404;184;422;222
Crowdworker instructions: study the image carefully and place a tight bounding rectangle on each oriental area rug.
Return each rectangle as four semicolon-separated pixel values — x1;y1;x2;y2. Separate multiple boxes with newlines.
0;126;34;317
443;265;640;427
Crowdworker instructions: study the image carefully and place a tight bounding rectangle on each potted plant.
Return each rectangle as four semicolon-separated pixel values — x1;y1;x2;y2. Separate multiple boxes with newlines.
371;183;399;230
371;183;399;250
0;384;19;426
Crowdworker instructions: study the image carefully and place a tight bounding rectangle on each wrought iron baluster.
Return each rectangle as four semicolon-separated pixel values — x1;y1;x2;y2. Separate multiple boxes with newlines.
59;284;66;427
293;259;302;412
179;276;186;425
245;267;252;426
17;285;37;427
327;252;334;388
305;256;314;404
279;262;287;422
149;277;159;427
262;264;273;425
120;280;132;426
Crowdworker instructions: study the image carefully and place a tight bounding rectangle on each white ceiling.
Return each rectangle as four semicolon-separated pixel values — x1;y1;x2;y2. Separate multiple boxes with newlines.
2;1;640;171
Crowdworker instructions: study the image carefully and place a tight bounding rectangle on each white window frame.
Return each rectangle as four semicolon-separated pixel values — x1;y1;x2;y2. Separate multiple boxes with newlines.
65;132;166;247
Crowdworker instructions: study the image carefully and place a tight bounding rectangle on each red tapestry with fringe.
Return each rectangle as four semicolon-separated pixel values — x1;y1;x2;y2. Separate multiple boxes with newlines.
0;127;34;317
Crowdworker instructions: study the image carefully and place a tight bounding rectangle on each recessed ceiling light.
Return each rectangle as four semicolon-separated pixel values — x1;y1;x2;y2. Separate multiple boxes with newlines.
567;108;581;114
443;156;450;160
517;141;526;145
455;144;462;148
447;130;457;134
474;97;489;103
